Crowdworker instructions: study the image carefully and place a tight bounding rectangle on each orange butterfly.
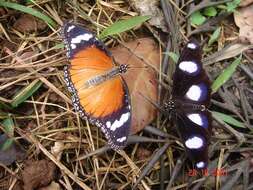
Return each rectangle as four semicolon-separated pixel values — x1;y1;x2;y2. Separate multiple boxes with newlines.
62;23;131;150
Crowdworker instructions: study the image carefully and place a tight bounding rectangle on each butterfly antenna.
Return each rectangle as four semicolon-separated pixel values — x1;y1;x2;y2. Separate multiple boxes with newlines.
138;92;169;115
122;41;141;69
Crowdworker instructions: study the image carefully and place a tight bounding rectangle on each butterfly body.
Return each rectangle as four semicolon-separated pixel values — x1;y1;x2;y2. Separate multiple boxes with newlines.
84;64;129;88
62;23;131;150
166;40;212;169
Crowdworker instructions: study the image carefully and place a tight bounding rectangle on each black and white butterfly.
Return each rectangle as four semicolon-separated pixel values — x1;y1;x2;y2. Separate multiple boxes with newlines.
165;40;212;169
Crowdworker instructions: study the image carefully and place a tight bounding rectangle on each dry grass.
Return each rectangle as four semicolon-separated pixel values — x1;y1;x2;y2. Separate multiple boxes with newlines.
0;1;252;190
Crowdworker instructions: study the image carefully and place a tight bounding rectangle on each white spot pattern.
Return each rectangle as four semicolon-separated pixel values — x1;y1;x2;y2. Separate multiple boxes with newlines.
185;136;203;149
117;136;127;142
106;112;130;131
178;61;198;73
71;33;93;44
187;43;197;49
186;85;202;101
196;161;205;168
67;25;75;32
187;113;203;126
71;43;76;49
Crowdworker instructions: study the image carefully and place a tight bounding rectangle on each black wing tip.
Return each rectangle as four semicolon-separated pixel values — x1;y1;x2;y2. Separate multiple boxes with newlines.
62;21;76;28
109;142;127;151
179;38;202;62
185;39;201;51
187;38;199;45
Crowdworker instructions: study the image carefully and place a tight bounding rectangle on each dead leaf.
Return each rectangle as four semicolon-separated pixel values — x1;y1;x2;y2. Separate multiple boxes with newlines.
234;4;253;44
0;134;25;166
38;182;61;190
22;160;56;190
203;43;253;65
17;51;39;64
239;0;253;7
111;38;160;134
13;14;47;33
130;0;168;32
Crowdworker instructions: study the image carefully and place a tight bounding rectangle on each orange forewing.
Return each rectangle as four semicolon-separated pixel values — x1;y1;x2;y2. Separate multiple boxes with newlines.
69;46;124;118
71;46;113;70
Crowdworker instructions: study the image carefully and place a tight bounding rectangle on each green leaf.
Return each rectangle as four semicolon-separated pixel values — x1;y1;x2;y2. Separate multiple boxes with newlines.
203;7;217;17
190;11;206;26
211;55;242;93
212;111;245;128
53;43;64;49
99;16;151;39
11;79;42;108
208;27;221;46
167;52;179;63
0;1;56;27
226;0;241;12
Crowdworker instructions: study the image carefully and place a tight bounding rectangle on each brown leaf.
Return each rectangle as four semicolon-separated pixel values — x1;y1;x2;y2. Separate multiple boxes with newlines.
38;182;61;190
22;160;56;190
111;38;160;134
13;14;47;33
18;51;39;64
239;0;253;7
234;4;253;44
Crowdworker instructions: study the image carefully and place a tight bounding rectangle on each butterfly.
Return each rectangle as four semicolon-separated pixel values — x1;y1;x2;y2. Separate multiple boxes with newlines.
62;22;131;150
164;40;212;169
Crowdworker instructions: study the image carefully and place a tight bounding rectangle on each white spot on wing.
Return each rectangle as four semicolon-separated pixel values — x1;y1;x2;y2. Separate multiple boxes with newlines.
71;33;93;44
187;43;197;49
106;112;130;131
116;136;126;142
186;85;202;101
178;61;198;73
187;113;203;126
71;43;76;49
185;136;203;149
67;25;75;32
196;161;205;168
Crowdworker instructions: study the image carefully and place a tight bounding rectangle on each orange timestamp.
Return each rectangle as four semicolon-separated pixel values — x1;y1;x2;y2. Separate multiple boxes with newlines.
188;168;228;177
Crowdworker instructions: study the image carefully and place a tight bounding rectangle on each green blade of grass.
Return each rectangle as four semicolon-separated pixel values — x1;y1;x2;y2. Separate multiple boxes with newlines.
167;52;179;63
208;27;221;46
2;117;14;135
0;117;15;151
0;101;12;110
0;1;56;27
99;15;151;39
10;79;42;108
212;111;245;128
211;55;242;93
0;110;9;119
53;43;64;49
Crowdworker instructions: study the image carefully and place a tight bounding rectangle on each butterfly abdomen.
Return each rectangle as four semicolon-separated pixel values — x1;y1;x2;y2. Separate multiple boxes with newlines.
84;64;128;88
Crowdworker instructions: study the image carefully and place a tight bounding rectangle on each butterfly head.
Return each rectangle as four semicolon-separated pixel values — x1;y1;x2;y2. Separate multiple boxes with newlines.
164;100;175;111
119;64;129;74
